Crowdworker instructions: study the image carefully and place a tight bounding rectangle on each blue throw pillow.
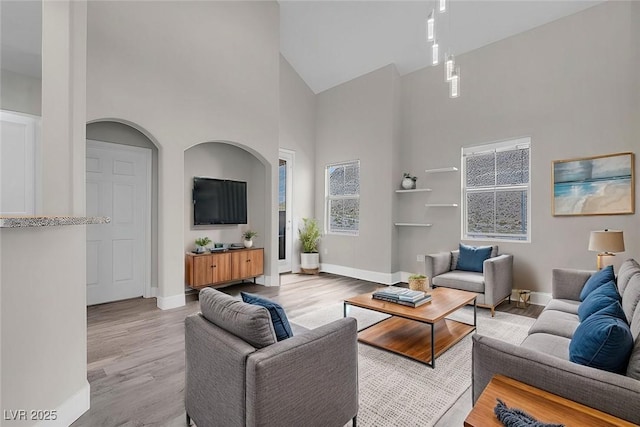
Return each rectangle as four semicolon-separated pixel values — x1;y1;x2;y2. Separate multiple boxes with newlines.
456;243;493;273
241;292;293;341
580;265;615;301
578;293;618;322
569;306;634;373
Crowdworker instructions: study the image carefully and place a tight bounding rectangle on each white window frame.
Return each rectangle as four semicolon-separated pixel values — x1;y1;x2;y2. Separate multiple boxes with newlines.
461;137;531;243
325;160;360;236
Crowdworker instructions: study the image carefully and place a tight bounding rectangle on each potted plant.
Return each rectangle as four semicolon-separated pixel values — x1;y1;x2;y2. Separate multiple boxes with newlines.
242;230;258;248
401;172;417;190
408;274;428;292
299;218;321;272
195;237;212;253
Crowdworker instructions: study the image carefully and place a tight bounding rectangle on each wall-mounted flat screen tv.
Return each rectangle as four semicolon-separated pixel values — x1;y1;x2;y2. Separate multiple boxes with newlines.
193;177;247;225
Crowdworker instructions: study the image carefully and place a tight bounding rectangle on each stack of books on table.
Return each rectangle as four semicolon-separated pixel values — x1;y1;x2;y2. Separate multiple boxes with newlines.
372;287;432;307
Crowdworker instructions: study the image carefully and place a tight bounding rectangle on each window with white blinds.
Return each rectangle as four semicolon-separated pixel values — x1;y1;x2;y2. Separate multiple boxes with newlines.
325;160;360;235
462;137;531;242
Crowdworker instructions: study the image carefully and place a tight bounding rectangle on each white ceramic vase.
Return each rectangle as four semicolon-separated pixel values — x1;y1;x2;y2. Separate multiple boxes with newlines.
401;177;414;189
243;239;253;248
301;252;319;269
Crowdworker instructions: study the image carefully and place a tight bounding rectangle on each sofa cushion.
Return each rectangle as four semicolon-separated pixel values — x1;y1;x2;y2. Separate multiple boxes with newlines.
622;273;640;324
580;265;615;301
628;335;640;380
456;243;493;273
569;306;634;374
578;281;622;322
521;333;571;361
544;299;580;315
617;259;640;295
528;309;580;339
199;288;276;348
432;271;485;293
241;292;293;341
627;303;640;380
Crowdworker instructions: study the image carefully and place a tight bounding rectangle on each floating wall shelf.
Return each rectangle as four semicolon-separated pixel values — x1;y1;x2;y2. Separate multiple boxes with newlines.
424;167;458;173
394;223;433;227
424;203;458;207
395;188;432;193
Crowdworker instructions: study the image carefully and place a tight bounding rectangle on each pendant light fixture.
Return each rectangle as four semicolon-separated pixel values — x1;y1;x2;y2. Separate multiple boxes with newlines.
432;41;439;66
449;66;460;98
425;0;461;98
445;53;455;81
427;10;435;42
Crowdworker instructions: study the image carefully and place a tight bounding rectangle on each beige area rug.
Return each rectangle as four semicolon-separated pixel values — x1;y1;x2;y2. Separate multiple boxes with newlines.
290;304;535;427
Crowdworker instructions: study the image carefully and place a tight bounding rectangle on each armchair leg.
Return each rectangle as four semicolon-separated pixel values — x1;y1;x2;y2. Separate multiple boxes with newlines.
352;415;357;427
490;307;495;317
186;413;191;425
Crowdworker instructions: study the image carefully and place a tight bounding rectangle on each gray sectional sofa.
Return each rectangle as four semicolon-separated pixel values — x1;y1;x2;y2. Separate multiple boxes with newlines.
472;259;640;424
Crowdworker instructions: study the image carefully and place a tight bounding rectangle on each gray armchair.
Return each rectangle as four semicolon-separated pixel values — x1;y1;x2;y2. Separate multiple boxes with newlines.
185;288;359;427
425;245;513;316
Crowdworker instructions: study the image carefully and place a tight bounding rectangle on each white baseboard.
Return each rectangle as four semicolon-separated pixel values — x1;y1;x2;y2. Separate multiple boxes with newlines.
36;381;90;427
320;263;395;285
256;275;275;286
156;293;186;310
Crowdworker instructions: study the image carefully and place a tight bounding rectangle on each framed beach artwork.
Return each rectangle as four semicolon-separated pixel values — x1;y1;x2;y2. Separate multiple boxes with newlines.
552;152;635;216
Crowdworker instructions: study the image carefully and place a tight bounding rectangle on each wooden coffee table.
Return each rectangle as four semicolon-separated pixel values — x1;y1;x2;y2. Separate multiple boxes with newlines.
343;287;476;368
465;375;636;427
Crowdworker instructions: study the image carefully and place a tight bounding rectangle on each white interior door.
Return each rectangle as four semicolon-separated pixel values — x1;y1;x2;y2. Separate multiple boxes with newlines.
86;140;151;305
279;149;294;273
0;110;40;215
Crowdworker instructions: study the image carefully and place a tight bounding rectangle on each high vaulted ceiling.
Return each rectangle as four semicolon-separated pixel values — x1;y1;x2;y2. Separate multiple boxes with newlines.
1;1;605;90
279;0;605;94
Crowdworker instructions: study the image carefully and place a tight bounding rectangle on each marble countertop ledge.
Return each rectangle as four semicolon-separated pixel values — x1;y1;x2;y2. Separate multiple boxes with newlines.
0;216;111;228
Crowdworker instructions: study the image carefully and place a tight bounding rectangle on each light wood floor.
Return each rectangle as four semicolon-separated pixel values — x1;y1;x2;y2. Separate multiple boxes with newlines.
72;273;542;427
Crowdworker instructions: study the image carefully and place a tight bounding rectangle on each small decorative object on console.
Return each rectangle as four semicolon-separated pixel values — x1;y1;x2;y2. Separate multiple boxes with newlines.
242;230;258;248
194;236;212;253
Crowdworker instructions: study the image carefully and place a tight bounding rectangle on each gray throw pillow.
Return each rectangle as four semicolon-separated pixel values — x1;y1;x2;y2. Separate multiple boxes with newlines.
199;288;277;348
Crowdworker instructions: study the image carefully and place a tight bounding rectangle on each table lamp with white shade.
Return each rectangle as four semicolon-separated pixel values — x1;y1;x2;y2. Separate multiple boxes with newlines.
588;229;625;270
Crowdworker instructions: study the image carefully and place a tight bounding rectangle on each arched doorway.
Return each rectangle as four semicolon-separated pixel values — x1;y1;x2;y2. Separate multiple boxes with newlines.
85;120;159;304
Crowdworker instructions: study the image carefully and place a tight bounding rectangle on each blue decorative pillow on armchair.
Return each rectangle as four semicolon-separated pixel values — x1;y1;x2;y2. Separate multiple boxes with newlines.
456;243;493;273
241;292;294;341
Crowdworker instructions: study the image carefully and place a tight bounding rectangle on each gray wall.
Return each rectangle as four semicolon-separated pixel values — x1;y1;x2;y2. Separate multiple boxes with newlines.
315;65;400;281
183;142;266;254
398;1;640;292
0;69;42;115
279;55;317;273
86;121;159;289
87;0;281;297
2;2;89;425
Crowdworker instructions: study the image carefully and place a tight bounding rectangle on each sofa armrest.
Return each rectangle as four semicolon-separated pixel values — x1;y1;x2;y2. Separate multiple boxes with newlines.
246;317;358;427
425;252;452;285
472;334;640;424
185;314;255;426
552;268;594;300
483;254;513;306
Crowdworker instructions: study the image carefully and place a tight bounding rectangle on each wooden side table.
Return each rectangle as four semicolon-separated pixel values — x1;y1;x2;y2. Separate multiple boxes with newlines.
464;375;635;427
